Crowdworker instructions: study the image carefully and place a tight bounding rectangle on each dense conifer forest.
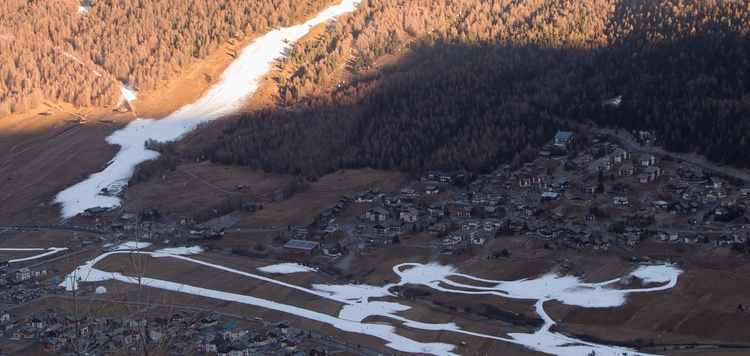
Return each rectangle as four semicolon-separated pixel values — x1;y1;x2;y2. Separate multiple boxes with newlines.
163;0;749;180
2;0;750;180
0;0;334;116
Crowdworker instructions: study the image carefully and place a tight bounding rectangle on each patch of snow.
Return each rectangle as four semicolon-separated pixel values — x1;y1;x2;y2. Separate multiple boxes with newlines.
120;85;138;102
112;241;151;250
257;263;316;274
151;246;203;257
60;250;458;355
77;6;90;14
0;34;15;42
0;247;68;263
60;252;679;356
54;0;361;218
603;95;622;107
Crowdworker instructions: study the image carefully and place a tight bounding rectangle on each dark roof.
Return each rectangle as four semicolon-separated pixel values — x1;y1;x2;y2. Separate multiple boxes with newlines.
554;131;573;141
283;239;319;251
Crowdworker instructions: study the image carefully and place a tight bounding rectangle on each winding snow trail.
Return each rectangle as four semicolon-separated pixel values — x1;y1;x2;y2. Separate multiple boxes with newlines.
59;246;679;356
0;247;68;263
54;0;361;218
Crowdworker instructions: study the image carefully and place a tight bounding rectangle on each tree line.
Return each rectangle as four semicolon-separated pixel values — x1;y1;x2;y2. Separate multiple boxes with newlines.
0;0;335;117
141;0;749;182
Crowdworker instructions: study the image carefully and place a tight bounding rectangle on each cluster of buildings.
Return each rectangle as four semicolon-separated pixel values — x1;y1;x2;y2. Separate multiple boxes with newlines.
4;305;329;356
281;130;750;255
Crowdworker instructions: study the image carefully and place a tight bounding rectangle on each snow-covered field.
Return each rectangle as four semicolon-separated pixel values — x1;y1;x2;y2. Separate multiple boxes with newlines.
59;246;680;356
54;0;361;218
0;247;68;263
111;241;151;251
257;262;317;274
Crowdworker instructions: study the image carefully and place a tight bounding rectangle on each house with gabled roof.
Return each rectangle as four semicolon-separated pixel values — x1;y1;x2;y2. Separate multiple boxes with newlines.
554;131;573;146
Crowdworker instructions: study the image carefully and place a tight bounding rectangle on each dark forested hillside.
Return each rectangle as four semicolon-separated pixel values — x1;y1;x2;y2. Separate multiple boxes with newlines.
0;0;334;117
3;0;749;179
160;0;749;180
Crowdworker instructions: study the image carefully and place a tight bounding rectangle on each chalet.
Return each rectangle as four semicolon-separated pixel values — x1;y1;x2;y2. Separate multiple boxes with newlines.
471;193;490;204
619;163;635;177
461;220;480;230
595;160;613;172
644;166;663;181
636;173;651;183
570;196;589;206
218;342;251;355
550;179;570;192
553;131;573;146
426;170;464;184
391;221;407;234
541;191;560;201
365;207;390;221
568;158;586;170
425;185;439;194
81;206;108;218
483;218;502;231
384;197;401;206
429;206;445;219
652;200;669;210
483;206;499;217
310;346;329;356
538;150;552;158
399;188;417;197
667;184;686;196
428;223;447;234
399;207;420;222
522;205;537;216
354;193;374;202
470;234;487;245
584;213;596;221
443;234;463;245
593;234;615;250
13;325;38;339
626;234;640;246
199;315;218;328
277;320;290;333
16;268;31;281
197;340;219;353
581;184;597;194
1;318;18;332
569;230;592;246
518;178;531;188
741;189;750;198
613;197;629;205
509;220;524;231
610;148;631;163
0;260;8;269
638;154;658;166
373;223;390;235
456;207;473;219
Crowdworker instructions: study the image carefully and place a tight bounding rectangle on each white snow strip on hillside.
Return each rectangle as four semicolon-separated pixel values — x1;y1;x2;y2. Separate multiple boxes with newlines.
257;263;317;274
151;246;203;257
112;241;151;250
1;247;68;263
59;250;457;355
60;250;678;356
54;0;361;218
